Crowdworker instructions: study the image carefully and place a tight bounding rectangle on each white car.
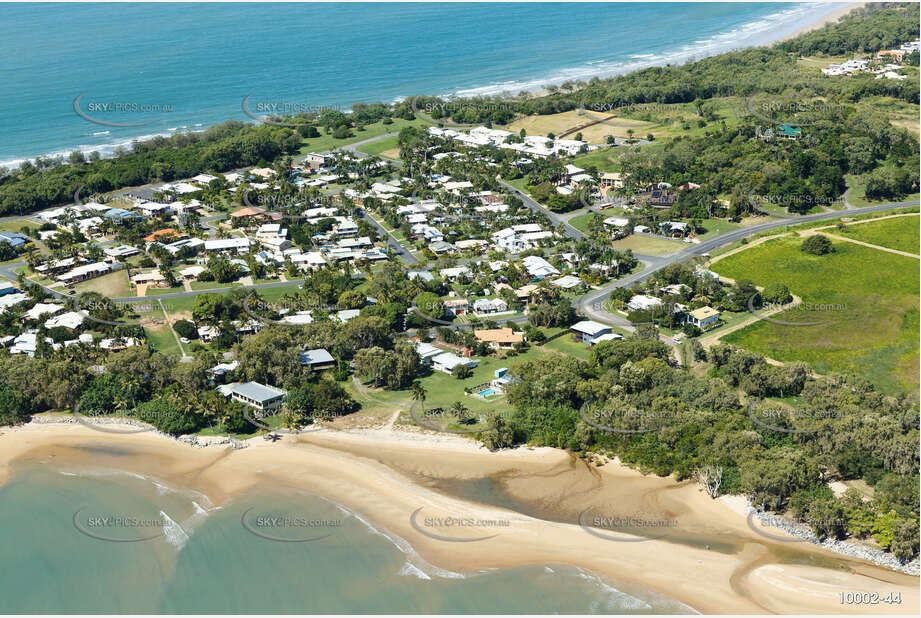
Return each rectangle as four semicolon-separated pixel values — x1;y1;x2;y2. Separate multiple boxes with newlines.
672;334;684;343
180;337;190;344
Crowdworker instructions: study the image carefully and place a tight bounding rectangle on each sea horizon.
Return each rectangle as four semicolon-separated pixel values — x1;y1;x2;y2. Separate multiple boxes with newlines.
0;1;849;169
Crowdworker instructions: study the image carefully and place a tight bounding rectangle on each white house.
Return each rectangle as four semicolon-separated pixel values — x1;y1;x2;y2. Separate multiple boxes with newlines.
521;255;560;279
431;352;479;374
627;295;663;311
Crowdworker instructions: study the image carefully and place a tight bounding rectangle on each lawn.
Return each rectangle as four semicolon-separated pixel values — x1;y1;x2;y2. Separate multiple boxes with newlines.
296;118;430;156
835;214;920;254
356;134;401;159
712;234;919;394
73;270;131;298
611;234;685;256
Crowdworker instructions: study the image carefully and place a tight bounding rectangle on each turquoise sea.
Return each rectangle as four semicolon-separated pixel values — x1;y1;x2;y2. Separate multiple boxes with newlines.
0;463;694;613
0;2;847;167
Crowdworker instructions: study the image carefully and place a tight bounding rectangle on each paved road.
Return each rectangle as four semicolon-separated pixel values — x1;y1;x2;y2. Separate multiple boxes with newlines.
576;200;920;326
499;181;583;239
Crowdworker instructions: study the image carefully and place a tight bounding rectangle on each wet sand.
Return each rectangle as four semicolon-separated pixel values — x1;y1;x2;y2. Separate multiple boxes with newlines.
1;422;917;614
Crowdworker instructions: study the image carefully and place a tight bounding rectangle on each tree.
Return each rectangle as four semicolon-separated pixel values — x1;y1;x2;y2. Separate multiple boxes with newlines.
479;413;515;450
410;380;426;410
0;383;28;425
172;319;198;340
452;363;472;380
801;235;834;255
695;464;723;498
311;378;357;418
762;282;792;304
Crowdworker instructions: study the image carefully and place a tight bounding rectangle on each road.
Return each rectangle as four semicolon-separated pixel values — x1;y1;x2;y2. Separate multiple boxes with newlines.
576;200;920;327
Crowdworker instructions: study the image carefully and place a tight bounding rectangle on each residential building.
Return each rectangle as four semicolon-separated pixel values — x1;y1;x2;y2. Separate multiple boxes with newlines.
474;328;523;349
628;295;663;311
299;348;336;370
472;298;509;314
570;320;613;345
686;306;721;330
229;381;286;414
431;352;479;374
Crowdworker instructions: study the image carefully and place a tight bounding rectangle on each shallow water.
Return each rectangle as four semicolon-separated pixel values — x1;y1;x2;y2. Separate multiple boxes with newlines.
0;463;694;613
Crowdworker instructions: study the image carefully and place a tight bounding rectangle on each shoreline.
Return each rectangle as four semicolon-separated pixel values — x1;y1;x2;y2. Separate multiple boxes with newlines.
0;2;855;170
1;420;917;614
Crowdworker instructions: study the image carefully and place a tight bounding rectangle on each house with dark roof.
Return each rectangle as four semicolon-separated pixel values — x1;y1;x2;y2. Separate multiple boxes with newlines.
299;348;336;370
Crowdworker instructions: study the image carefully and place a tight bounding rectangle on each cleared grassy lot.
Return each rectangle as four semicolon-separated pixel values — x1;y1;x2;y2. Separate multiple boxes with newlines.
295;118;429;156
712;234;919;394
73;269;131;297
356;135;401;159
835;214;919;253
611;234;685;256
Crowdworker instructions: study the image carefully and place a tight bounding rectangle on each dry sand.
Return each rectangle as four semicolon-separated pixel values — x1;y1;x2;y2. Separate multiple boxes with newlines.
1;421;917;614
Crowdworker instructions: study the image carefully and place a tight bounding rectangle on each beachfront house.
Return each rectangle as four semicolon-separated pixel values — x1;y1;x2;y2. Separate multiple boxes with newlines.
229;381;286;415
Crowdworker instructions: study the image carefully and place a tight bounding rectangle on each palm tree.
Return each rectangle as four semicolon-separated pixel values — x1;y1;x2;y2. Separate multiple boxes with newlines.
410;380;426;412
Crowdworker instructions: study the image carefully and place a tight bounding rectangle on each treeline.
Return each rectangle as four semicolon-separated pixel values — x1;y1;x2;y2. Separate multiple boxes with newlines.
0;121;300;217
416;3;919;129
778;3;920;56
492;331;919;561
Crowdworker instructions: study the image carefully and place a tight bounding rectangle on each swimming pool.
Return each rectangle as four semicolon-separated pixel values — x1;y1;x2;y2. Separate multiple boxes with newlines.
476;388;498;397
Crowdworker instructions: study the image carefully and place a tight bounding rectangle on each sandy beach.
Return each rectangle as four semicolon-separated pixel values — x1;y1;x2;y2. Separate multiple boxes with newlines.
777;2;867;43
1;420;917;615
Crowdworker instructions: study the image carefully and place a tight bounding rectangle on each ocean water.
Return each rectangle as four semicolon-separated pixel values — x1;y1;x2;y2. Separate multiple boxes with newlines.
0;2;847;168
0;463;694;614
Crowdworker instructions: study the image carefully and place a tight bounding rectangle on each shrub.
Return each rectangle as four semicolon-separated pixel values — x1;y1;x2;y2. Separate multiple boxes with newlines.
801;235;833;255
762;282;792;304
172;319;198;340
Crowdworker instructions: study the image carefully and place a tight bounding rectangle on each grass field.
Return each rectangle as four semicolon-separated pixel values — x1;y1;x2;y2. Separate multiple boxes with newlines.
568;212;597;233
712;234;919;394
73;270;131;297
295;118;430;156
611;234;685;256
834;214;920;254
356;135;401;159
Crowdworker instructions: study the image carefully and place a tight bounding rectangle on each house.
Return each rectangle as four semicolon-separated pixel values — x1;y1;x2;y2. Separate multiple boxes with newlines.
229;206;266;220
521;255;560;280
131;271;167;287
472;298;509;314
552;275;583;290
415;341;444;364
570;320;613;345
299;348;336;370
141;229;181;244
289;251;327;270
686;306;720;330
600;172;625;190
197;325;221;342
0;280;19;296
163;237;205;256
0;232;28;249
659;221;689;237
431;352;479;374
204;238;251;253
407;270;434;283
474;328;523;349
255;223;288;243
439;267;471;282
104;245;140;259
137;202;174;218
44;310;87;330
179;265;208;280
229;381;286;415
628;295;663;311
336;309;360;323
428;240;456;255
23;303;63;320
443;298;469;316
304;152;332;169
208;361;239;382
57;262;111;286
